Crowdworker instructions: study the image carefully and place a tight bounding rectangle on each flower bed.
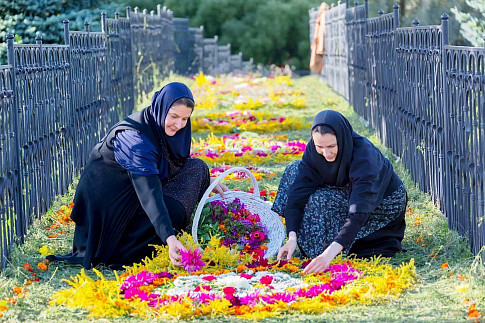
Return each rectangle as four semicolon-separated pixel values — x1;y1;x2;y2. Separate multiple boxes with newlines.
190;73;307;110
191;133;306;165
210;165;276;180
192;110;306;133
50;234;416;320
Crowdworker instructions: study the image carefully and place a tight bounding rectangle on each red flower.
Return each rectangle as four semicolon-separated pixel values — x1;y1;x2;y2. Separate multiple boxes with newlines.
260;275;273;285
223;287;236;295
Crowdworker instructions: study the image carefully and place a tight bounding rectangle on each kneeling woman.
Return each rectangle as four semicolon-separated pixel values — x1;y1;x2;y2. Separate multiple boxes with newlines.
48;82;227;269
274;110;407;273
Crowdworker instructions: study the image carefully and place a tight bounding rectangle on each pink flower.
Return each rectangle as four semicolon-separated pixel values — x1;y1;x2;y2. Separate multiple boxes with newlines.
240;273;253;279
250;231;265;242
206;151;220;158
260;275;273;285
202;285;211;291
180;248;206;273
202;275;217;281
270;145;281;152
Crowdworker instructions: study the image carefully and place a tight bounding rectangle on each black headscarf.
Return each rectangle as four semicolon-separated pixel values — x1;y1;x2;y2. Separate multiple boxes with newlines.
146;82;194;174
290;110;395;215
302;110;354;186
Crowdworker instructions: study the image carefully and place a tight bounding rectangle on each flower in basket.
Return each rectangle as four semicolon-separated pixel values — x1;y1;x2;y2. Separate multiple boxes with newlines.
196;198;270;258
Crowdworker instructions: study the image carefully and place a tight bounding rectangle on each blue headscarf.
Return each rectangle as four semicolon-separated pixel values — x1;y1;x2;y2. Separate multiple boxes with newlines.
148;82;194;165
113;82;195;178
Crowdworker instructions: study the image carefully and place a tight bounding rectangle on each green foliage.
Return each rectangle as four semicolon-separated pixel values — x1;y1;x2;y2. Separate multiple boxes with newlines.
0;0;124;64
161;0;323;69
451;0;485;47
394;0;471;45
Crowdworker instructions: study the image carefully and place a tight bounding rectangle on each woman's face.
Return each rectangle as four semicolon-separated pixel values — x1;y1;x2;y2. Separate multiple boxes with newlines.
312;132;338;162
164;104;193;136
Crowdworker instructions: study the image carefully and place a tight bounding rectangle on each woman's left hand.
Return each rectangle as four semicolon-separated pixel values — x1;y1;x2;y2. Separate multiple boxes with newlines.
303;242;344;274
210;178;230;198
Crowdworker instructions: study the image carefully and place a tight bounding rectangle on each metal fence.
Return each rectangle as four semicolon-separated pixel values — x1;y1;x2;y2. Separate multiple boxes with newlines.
0;5;254;268
310;1;485;258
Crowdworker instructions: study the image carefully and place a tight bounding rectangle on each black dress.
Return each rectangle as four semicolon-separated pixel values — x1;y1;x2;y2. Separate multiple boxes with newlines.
272;110;407;259
47;109;210;268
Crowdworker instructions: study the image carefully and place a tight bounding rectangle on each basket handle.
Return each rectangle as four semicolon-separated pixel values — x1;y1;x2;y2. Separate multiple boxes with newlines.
191;166;260;244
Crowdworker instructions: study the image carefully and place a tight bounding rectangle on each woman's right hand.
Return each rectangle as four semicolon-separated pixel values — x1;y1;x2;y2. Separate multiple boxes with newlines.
166;235;185;267
277;231;297;260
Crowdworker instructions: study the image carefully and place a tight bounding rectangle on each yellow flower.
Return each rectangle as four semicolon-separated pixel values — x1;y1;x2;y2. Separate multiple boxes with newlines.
39;245;54;256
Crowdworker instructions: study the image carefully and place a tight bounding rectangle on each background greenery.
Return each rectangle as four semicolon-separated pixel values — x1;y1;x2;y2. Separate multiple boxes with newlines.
0;0;481;67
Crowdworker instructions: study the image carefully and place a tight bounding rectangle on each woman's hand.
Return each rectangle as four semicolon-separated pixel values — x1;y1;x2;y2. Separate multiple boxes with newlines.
166;235;185;267
277;231;297;260
303;241;343;274
210;178;230;198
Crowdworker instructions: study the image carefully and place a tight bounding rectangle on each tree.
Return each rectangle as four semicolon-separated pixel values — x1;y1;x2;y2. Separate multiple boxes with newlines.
162;0;323;69
451;0;485;47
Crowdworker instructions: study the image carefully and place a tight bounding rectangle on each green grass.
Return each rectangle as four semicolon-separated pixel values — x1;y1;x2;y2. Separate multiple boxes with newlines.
0;75;484;322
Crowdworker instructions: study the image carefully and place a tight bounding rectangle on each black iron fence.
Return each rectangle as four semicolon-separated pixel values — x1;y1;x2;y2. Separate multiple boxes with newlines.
310;1;485;258
0;5;254;268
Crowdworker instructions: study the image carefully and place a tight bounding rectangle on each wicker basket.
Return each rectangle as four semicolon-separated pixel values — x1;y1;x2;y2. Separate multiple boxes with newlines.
192;167;285;259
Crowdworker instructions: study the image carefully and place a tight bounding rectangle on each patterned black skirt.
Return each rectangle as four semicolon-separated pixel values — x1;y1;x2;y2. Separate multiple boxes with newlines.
272;160;407;259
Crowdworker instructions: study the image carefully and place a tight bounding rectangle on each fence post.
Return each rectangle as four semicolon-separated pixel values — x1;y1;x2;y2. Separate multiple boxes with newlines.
364;0;368;18
393;4;399;28
441;13;450;221
63;20;70;45
441;14;449;46
101;12;107;34
126;6;131;19
6;33;26;243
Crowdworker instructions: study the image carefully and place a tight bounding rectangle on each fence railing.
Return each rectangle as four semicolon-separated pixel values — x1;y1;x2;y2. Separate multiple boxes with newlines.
0;5;254;269
310;0;485;258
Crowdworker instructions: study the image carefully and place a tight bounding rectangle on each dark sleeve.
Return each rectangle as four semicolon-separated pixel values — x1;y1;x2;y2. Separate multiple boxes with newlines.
129;173;175;242
333;212;369;250
284;160;319;234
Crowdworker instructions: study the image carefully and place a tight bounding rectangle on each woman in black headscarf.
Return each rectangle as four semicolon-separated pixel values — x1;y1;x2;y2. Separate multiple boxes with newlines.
273;110;407;273
48;82;228;269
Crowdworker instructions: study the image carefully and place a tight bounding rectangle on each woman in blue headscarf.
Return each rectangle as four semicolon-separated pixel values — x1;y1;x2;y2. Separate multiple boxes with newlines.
273;110;407;273
47;82;228;269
